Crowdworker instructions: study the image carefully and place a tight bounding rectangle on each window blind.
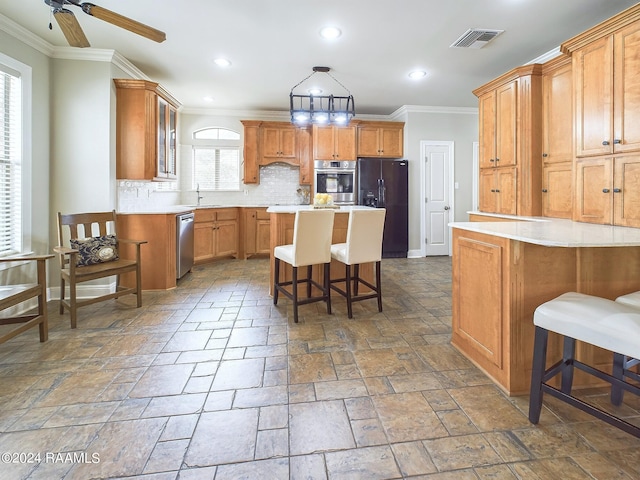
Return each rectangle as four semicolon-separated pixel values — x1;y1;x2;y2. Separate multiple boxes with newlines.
0;69;21;256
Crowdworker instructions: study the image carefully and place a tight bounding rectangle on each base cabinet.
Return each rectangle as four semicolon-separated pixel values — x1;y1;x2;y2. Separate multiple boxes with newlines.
244;208;271;259
479;167;517;215
116;213;178;290
194;208;239;264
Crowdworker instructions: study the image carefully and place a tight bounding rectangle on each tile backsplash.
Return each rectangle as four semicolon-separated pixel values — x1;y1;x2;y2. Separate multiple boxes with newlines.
117;163;310;212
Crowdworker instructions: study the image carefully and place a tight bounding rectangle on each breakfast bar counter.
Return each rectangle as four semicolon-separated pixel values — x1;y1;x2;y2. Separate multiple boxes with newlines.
450;214;640;395
266;206;375;297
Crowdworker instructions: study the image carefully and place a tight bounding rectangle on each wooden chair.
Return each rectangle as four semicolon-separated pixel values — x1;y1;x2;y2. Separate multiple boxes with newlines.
0;254;54;345
55;211;146;328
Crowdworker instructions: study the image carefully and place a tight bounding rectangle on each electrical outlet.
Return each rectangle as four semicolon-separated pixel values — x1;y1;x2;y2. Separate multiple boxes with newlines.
244;189;249;196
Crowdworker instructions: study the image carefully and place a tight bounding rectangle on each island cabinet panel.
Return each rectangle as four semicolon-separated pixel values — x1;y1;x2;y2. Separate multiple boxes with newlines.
453;235;504;371
452;225;640;395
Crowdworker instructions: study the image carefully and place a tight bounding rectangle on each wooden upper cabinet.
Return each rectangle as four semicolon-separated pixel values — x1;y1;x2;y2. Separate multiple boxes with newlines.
542;163;573;219
261;124;297;163
297;126;312;186
478;80;517;169
565;12;640;157
241;120;260;184
313;125;356;161
356;121;404;158
613;23;640;154
542;58;573;164
574;158;613;224
474;65;542;217
115;79;180;181
572;36;614;157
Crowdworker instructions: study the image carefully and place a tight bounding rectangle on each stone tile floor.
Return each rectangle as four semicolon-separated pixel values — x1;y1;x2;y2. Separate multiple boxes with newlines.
0;257;639;479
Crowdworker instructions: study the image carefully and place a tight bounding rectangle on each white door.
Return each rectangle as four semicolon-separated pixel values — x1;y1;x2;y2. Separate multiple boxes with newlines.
423;143;453;256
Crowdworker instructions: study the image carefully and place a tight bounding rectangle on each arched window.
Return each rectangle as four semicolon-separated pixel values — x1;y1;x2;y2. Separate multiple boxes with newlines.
192;127;240;191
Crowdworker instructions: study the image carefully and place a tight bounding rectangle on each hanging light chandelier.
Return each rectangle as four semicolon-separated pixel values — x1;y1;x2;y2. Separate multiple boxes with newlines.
289;66;355;127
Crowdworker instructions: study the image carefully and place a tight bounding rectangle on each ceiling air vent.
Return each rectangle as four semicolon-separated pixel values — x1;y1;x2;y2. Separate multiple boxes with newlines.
451;29;504;49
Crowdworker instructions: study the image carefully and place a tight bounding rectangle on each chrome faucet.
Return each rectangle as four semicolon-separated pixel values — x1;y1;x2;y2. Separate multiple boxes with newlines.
196;184;204;206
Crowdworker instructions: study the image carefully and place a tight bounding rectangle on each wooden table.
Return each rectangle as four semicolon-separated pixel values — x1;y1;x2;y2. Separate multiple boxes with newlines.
451;214;640;395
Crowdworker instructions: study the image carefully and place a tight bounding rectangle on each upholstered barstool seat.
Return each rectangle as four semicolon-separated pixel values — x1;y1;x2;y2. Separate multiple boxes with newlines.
273;209;335;323
529;291;640;438
330;208;386;319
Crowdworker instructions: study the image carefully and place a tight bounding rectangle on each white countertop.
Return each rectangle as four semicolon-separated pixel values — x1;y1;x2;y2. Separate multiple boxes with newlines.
266;205;375;214
451;213;640;247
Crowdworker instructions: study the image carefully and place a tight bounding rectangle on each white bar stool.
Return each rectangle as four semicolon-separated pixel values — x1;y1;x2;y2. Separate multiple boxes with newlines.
273;209;335;323
529;291;640;438
330;208;386;319
612;291;640;405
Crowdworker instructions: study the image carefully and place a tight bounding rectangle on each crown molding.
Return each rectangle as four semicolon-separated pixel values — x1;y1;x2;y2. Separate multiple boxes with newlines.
0;14;54;56
0;13;148;80
394;105;478;116
525;47;562;65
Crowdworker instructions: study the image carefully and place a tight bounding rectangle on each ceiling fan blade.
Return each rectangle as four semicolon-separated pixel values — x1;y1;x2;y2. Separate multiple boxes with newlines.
54;9;90;47
81;4;166;43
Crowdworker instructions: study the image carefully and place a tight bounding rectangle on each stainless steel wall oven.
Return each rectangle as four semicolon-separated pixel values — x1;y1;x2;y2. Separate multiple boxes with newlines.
313;160;356;205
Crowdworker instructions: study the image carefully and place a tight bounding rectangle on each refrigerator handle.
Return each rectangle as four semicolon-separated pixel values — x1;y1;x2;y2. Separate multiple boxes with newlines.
378;178;385;207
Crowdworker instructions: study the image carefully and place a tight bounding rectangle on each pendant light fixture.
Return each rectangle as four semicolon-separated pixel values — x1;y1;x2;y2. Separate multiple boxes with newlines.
289;66;355;127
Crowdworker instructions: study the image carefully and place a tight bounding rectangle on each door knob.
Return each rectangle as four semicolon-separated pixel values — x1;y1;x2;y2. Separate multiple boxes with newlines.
444;206;450;210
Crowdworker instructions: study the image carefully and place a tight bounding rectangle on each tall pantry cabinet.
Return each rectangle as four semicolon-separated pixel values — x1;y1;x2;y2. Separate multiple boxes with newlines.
474;65;543;217
562;7;640;227
541;57;573;219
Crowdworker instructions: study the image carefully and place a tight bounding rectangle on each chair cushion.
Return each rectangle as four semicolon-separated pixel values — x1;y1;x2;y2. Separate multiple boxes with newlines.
616;291;640;309
274;244;295;265
70;234;119;266
330;243;348;264
534;292;640;359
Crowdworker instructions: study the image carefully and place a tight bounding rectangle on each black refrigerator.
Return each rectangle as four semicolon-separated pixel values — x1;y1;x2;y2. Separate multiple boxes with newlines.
357;158;408;258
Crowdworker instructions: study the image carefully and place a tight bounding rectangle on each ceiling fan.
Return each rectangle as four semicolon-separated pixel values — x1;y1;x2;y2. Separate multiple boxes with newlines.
44;0;166;48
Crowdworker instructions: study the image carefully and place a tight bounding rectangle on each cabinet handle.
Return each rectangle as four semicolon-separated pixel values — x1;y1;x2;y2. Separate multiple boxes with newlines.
602;140;610;146
542;153;548;157
495;189;500;193
602;188;610;193
542;189;548;193
490;189;496;193
614;139;622;144
489;159;495;162
613;188;622;193
495;158;500;162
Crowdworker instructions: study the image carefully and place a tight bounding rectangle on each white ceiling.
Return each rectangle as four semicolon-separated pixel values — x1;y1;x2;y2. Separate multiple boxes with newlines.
0;0;638;115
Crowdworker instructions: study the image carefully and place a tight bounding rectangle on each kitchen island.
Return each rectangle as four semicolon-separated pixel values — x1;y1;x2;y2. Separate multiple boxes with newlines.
451;214;640;395
266;205;375;296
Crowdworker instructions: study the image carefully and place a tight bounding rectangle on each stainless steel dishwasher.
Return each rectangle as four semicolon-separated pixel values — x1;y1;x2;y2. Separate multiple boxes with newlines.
176;212;194;279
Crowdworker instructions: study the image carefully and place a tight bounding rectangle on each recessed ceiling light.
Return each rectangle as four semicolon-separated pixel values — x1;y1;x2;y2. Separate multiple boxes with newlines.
320;26;342;39
214;58;231;67
408;70;427;80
